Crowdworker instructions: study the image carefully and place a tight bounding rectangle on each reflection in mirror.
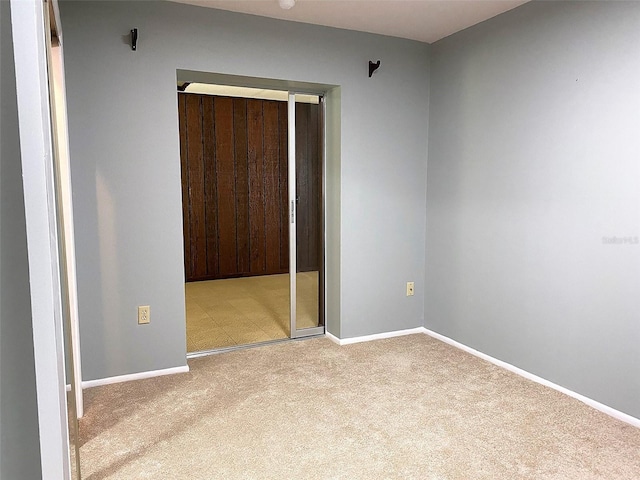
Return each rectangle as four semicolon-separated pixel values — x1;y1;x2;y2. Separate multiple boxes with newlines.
294;94;324;332
64;295;81;480
45;0;82;477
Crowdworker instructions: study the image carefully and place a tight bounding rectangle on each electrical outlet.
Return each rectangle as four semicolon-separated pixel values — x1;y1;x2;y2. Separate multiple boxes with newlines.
138;305;150;324
406;282;415;296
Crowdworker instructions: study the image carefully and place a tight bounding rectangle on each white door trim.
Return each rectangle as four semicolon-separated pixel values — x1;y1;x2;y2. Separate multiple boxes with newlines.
10;0;71;477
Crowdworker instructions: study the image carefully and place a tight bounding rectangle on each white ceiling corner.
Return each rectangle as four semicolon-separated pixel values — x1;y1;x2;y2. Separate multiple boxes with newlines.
171;0;529;44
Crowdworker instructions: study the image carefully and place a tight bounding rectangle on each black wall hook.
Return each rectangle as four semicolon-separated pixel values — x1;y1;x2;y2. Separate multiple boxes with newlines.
131;28;138;51
369;60;380;77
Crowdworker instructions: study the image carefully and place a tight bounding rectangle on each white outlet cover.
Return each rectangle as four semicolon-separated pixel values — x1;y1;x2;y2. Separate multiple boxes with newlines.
406;282;415;296
138;305;151;324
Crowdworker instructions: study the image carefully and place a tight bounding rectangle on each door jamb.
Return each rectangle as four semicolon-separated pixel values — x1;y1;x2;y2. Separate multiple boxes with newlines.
10;0;71;477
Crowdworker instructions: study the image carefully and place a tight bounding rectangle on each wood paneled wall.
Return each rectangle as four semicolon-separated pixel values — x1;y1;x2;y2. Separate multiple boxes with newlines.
295;102;322;273
178;93;321;282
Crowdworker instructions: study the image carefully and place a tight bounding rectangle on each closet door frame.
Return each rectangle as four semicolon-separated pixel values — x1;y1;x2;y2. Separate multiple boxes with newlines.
288;92;325;339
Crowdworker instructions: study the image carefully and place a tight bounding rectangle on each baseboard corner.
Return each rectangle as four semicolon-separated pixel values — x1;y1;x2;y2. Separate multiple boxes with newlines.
332;327;426;346
325;331;342;345
421;328;640;429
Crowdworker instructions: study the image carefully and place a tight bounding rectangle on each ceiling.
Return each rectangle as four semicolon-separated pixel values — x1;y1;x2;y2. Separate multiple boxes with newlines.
172;0;529;44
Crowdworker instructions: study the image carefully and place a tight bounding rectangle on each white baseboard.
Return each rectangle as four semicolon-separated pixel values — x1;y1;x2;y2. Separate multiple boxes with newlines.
71;329;639;428
82;365;190;390
325;327;425;346
325;331;341;345
325;326;639;428
422;327;640;429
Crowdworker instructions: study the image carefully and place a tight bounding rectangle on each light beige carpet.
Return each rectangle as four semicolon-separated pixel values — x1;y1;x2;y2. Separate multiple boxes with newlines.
78;334;640;479
185;272;320;352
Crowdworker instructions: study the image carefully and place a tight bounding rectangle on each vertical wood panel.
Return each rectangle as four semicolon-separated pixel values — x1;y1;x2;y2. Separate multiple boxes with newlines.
278;101;289;272
202;96;218;277
234;98;250;274
263;101;281;272
178;95;192;279
295;103;310;271
308;103;320;271
247;99;266;274
186;94;207;279
294;102;322;272
214;97;238;276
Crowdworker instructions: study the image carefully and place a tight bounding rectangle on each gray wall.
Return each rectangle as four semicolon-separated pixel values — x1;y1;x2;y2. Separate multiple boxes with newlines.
60;1;430;380
0;1;43;477
427;1;640;418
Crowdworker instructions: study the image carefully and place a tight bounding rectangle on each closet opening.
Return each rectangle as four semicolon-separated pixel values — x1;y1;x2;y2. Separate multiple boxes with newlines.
177;82;325;355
